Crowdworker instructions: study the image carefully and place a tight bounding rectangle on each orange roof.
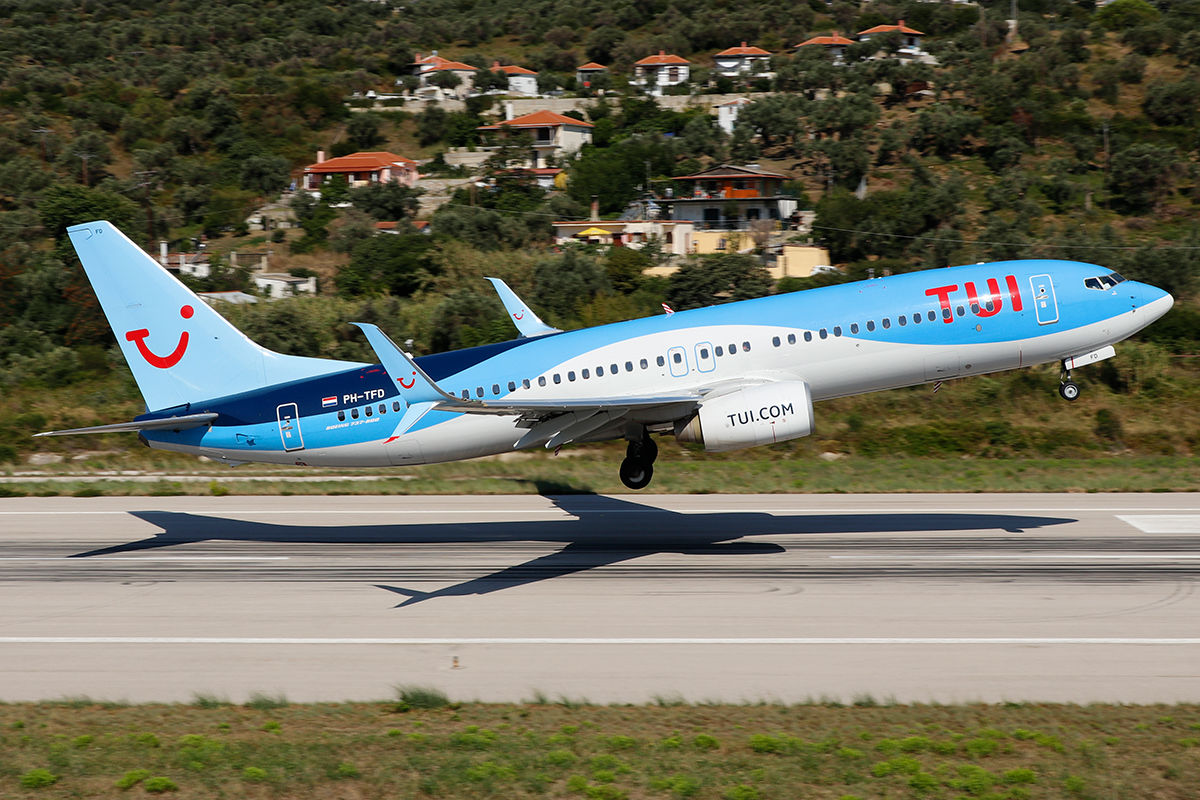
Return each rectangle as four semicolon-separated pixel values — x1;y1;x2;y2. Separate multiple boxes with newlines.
427;60;477;72
634;50;690;66
715;42;771;56
577;61;607;70
305;151;417;173
478;110;594;130
412;53;450;66
857;19;924;36
490;61;537;75
797;33;854;47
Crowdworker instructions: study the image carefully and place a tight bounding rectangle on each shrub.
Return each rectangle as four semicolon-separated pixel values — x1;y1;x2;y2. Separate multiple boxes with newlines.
546;749;577;767
332;762;360;779
259;721;281;733
909;772;939;793
115;769;151;789
724;786;760;800
693;733;720;750
395;685;449;709
72;734;94;748
19;768;59;788
1003;768;1037;784
602;735;637;750
130;732;160;748
191;693;229;708
242;766;269;782
143;776;178;793
245;692;288;710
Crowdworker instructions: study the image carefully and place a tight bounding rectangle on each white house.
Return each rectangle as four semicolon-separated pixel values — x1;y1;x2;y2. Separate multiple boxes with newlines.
410;52;477;98
716;97;751;135
252;273;316;298
302;151;419;192
630;51;690;96
477;110;593;168
489;62;539;95
713;42;772;79
856;20;937;63
795;32;854;65
575;61;608;88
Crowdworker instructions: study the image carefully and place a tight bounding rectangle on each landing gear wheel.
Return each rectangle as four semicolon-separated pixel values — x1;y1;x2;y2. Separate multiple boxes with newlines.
619;458;654;490
1059;380;1080;401
627;436;658;464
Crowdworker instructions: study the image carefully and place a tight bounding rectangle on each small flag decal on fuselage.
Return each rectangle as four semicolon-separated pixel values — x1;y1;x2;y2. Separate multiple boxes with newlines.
321;396;337;408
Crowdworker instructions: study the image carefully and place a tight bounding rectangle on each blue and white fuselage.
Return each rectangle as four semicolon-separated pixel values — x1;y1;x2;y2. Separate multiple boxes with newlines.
42;221;1173;489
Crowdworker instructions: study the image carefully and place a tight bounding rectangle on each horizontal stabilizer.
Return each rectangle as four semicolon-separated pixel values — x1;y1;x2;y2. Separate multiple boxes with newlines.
35;412;218;437
485;277;561;337
351;322;473;407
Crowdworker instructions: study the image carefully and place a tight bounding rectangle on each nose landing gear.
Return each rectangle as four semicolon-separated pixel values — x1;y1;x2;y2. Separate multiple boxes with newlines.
1059;367;1080;401
619;432;658;490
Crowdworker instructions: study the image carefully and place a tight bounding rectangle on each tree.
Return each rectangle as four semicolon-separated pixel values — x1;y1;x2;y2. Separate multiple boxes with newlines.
1108;144;1180;213
346;113;384;150
429;70;462;90
1143;80;1199;127
349;182;422;221
605;247;651;294
336;233;434;296
666;254;773;310
1095;0;1159;30
38;185;139;243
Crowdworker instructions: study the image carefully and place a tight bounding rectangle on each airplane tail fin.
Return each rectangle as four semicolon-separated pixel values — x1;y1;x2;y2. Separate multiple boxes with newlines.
68;221;363;411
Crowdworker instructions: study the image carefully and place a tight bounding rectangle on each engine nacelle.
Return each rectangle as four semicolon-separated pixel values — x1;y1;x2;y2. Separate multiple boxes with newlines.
674;381;815;452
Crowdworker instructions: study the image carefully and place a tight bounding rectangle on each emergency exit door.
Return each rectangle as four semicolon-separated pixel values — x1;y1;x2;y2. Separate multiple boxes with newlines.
276;403;305;451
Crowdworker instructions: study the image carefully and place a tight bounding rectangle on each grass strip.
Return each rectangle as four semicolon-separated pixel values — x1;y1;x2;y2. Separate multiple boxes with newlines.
1;697;1198;798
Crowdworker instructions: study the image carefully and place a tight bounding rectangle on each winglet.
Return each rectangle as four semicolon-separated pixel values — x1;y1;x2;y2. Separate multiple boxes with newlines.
351;322;474;408
485;277;561;337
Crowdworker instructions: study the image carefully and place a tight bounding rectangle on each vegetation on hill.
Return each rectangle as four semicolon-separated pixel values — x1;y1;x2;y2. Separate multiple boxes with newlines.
0;0;1197;469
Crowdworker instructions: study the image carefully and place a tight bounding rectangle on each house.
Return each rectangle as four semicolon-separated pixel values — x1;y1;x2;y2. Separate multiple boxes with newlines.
488;61;539;95
374;220;430;235
476;110;593;168
552;220;696;258
302;151;419;193
661;164;799;232
713;42;772;79
576;61;608;88
856;20;937;63
795;32;854;64
630;51;690;96
716;97;751;135
252;272;316;298
410;51;477;98
158;241;211;279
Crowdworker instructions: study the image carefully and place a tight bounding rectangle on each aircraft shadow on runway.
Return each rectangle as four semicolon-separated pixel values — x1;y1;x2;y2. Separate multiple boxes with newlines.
69;494;1075;607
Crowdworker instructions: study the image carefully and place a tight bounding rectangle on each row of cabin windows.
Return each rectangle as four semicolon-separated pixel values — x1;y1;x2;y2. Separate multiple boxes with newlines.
766;302;992;347
452;341;754;399
336;401;403;422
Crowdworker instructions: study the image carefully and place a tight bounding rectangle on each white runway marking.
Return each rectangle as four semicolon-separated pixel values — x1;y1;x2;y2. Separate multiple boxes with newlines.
1117;515;1200;533
1;637;1199;646
5;507;1200;516
830;554;1200;560
0;557;288;562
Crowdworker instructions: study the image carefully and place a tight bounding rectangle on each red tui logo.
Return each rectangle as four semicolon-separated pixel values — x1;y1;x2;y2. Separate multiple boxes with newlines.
125;305;193;369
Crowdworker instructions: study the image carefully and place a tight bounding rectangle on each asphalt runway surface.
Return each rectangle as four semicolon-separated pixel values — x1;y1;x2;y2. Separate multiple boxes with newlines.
2;493;1199;704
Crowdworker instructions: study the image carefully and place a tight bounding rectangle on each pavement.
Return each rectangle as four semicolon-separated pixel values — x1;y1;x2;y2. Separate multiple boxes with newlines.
1;493;1199;704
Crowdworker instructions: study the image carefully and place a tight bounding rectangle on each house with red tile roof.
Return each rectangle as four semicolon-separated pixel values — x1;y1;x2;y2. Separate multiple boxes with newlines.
410;51;478;98
714;42;772;78
488;61;539;96
302;151;419;192
630;51;690;96
795;32;854;64
576;61;608;88
477;110;593;168
855;20;936;63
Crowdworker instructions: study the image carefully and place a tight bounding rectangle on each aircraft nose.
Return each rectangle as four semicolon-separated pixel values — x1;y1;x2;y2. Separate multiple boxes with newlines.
1139;283;1174;321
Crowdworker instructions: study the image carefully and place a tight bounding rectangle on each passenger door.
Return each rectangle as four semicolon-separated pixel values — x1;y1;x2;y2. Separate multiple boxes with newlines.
276;403;305;451
1029;274;1059;325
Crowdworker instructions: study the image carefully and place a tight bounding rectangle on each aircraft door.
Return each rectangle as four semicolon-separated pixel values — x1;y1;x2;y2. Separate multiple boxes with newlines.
1029;274;1059;325
695;341;715;373
667;345;689;377
276;403;305;451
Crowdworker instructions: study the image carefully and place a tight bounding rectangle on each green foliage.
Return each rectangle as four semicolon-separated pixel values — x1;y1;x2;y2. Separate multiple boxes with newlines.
19;768;59;788
337;232;434;296
396;686;450;709
666;254;773;310
349;182;422;221
143;776;179;793
245;692;288;710
1096;0;1160;30
115;769;151;789
241;766;269;782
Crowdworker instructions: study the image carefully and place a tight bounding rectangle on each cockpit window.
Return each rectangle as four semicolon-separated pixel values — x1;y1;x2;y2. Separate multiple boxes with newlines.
1084;272;1126;290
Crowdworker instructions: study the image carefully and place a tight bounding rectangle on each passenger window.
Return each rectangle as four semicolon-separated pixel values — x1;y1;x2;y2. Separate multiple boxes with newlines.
508;381;516;392
379;404;386;414
523;379;531;389
772;336;781;347
833;326;842;337
640;359;648;369
882;318;891;329
392;401;400;412
957;305;965;316
625;361;634;371
553;373;561;384
656;355;665;366
492;383;500;395
338;411;345;421
742;341;750;352
850;323;859;334
538;376;547;387
728;342;736;353
819;328;828;339
803;331;812;342
461;389;469;399
898;316;907;326
672;352;682;364
610;363;619;374
715;345;724;356
582;369;590;379
787;333;796;344
351;408;359;419
866;320;875;332
970;303;980;314
476;386;484;397
927;310;936;321
700;348;709;359
596;366;604;376
942;308;952;321
568;371;576;381
912;313;920;324
365;406;372;417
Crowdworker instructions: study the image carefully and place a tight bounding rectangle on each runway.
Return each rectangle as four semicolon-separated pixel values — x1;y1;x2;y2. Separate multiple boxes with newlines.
1;493;1199;704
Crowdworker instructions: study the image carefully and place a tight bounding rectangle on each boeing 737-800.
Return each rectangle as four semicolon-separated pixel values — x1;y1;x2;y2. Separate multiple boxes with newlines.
37;220;1174;489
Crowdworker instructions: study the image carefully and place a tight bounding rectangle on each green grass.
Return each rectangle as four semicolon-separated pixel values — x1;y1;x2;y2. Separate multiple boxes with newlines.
1;700;1199;798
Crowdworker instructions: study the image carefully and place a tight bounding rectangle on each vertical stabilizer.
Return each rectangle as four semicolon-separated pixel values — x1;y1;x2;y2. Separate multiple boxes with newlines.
68;221;363;410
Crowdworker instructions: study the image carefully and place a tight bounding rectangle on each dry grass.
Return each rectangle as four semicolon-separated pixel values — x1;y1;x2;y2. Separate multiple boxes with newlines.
1;700;1198;798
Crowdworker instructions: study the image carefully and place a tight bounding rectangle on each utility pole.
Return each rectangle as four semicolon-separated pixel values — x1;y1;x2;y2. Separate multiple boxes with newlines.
31;128;51;162
133;170;158;246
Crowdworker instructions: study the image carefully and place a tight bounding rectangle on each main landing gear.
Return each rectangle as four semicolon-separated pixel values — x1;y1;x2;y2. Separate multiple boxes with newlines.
1059;367;1081;402
619;432;658;490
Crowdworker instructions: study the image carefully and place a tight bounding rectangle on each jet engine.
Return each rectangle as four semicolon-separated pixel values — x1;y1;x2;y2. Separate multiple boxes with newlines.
674;381;814;452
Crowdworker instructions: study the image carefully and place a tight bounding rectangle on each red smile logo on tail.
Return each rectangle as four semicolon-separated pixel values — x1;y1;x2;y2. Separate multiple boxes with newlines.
398;371;417;389
125;305;193;369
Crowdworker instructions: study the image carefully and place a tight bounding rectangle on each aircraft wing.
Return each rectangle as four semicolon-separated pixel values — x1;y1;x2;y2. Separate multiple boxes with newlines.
485;277;561;337
34;412;219;437
352;322;700;427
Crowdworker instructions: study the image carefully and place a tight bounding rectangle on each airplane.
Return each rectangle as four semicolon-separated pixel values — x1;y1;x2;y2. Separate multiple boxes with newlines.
37;220;1174;490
